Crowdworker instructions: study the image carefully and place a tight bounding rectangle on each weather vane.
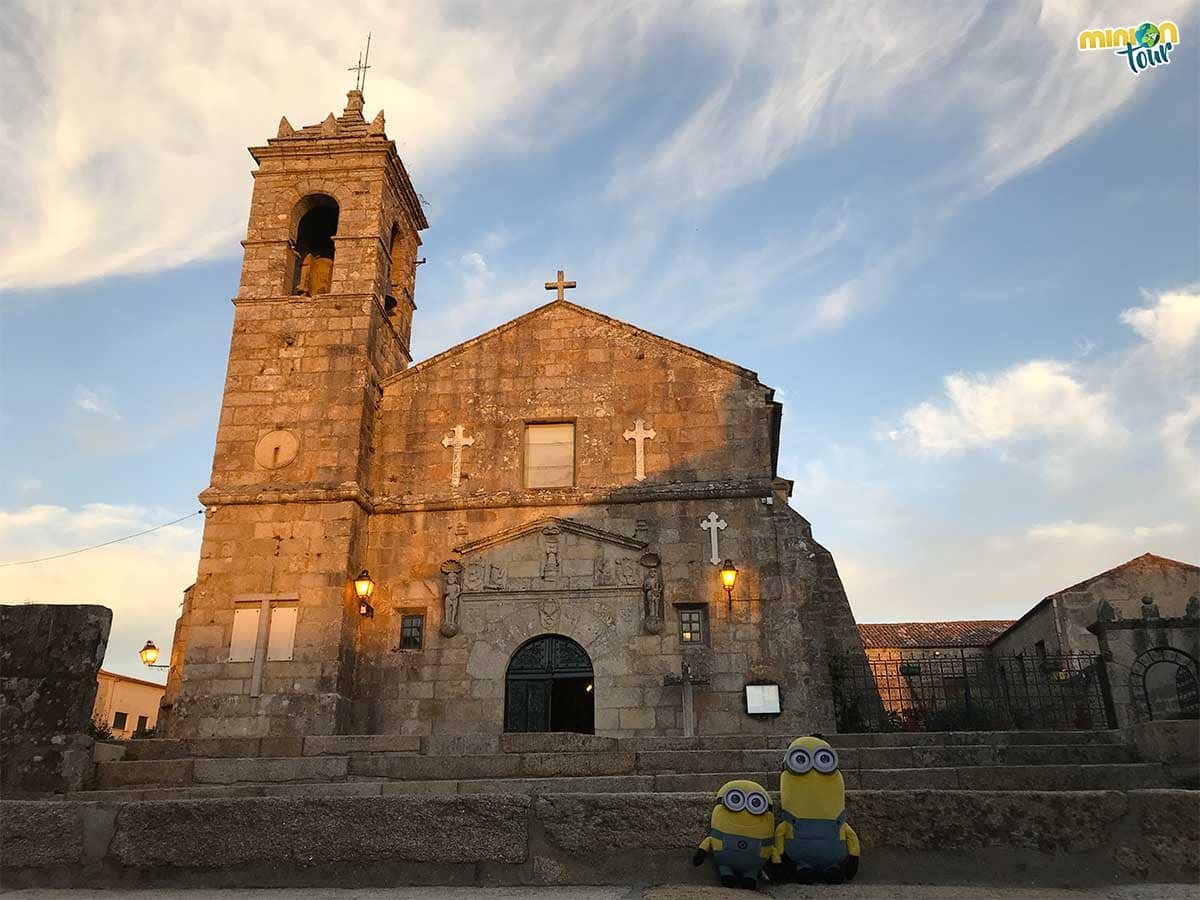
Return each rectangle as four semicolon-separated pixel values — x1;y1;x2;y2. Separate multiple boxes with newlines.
348;33;372;92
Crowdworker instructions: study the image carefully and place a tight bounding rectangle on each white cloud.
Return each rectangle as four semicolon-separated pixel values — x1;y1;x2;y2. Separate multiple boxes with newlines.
0;2;659;291
898;360;1121;456
1027;521;1121;543
3;1;1187;293
1026;521;1188;543
74;386;124;421
0;503;201;682
1162;394;1200;497
1120;288;1200;360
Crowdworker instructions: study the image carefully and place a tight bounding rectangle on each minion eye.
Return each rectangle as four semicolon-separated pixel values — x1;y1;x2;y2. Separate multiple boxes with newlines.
746;791;769;814
722;788;747;812
786;747;813;774
813;748;839;773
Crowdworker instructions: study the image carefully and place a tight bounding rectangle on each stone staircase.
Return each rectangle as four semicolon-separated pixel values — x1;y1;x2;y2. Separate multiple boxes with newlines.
6;726;1197;890
70;728;1175;802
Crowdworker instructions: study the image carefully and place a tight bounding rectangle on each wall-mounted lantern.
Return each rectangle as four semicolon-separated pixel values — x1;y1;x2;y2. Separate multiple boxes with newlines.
353;569;376;619
139;640;168;669
720;559;738;612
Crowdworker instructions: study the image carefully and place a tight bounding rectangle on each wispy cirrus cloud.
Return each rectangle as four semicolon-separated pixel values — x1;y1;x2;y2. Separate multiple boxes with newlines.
3;0;1190;308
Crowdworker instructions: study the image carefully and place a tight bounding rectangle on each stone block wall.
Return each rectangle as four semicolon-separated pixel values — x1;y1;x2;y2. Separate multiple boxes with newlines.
0;604;111;794
1090;616;1200;729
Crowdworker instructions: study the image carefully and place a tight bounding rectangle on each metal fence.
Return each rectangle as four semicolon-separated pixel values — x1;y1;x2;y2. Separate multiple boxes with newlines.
830;651;1118;732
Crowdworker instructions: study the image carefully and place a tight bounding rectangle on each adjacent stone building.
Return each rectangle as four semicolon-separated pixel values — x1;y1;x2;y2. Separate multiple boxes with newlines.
990;553;1200;660
161;89;862;740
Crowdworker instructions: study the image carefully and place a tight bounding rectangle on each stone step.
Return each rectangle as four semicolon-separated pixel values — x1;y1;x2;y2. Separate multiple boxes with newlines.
118;728;1126;761
86;759;1171;797
11;789;1196;888
95;742;1140;789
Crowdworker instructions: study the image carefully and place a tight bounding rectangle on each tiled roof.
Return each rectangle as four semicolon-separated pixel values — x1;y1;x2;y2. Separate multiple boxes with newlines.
858;620;1016;649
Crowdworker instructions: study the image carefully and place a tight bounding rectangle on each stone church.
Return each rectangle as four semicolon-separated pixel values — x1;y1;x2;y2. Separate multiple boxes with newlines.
159;89;862;740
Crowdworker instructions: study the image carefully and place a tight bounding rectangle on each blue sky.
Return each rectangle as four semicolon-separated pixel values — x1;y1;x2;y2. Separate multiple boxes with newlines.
1;2;1198;680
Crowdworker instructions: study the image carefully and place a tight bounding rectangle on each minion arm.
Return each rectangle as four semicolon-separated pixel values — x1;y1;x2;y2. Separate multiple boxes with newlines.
840;821;861;857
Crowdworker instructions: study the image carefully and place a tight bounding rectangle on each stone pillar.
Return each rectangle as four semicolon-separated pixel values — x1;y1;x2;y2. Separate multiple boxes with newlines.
0;604;111;795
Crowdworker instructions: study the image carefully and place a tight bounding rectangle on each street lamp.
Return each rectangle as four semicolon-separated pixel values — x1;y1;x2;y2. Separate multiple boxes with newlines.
720;559;738;612
139;640;168;669
353;569;376;619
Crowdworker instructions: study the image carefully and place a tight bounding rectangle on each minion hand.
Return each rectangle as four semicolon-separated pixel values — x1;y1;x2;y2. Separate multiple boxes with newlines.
692;848;707;866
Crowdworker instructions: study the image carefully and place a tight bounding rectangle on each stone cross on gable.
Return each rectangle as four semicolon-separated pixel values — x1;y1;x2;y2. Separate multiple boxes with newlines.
544;269;577;302
700;511;727;565
623;418;656;482
664;661;710;738
441;425;474;488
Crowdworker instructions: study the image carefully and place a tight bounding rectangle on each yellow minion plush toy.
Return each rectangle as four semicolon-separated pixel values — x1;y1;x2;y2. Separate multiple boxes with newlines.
774;735;860;883
692;779;778;889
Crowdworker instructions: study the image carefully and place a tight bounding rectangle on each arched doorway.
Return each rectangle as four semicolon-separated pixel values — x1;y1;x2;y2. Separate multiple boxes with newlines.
1131;646;1200;720
504;634;594;734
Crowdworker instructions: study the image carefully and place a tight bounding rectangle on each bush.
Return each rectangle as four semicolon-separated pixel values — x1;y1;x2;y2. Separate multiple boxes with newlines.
87;717;115;741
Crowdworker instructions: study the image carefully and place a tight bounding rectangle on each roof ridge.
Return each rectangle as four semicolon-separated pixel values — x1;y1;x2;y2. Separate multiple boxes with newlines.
1050;552;1200;597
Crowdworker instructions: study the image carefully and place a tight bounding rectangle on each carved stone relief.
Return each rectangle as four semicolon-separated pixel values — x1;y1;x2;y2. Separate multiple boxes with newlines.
593;557;614;586
464;562;486;592
640;552;664;634
485;563;507;591
439;560;463;637
541;525;561;581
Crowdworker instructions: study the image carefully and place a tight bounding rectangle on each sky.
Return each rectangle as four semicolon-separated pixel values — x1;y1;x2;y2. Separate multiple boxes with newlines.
1;1;1198;682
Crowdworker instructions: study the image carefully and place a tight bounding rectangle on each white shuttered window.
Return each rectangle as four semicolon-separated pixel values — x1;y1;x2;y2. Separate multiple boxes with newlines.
267;606;298;660
229;607;260;662
524;423;575;488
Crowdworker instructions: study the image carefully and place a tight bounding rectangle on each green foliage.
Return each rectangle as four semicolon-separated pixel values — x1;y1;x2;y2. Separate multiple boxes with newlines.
87;717;115;741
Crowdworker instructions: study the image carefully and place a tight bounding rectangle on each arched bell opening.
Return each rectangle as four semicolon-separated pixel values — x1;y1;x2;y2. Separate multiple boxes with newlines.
291;194;339;296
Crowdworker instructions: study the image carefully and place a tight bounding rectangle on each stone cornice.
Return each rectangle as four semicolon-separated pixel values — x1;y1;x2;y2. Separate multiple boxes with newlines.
198;478;776;514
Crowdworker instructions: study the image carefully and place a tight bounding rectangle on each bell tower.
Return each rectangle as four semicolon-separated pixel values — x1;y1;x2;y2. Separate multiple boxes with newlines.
164;90;427;738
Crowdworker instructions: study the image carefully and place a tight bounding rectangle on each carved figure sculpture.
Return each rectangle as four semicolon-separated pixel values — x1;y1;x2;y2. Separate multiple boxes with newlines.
440;562;463;637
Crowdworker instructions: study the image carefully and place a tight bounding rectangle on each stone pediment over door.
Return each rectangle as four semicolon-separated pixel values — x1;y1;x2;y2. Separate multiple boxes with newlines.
450;516;651;597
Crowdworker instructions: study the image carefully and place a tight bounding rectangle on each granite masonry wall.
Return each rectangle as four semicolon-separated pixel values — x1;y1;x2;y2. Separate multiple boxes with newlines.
0;604;111;795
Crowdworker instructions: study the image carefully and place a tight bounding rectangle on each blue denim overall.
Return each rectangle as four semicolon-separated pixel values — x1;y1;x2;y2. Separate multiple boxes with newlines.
780;809;848;872
709;827;771;880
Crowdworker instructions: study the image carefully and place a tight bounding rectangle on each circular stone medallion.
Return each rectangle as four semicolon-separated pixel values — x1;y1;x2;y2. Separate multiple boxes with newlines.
254;430;299;470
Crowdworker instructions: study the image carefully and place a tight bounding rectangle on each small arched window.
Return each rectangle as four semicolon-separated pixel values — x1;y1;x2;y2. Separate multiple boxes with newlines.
292;195;339;296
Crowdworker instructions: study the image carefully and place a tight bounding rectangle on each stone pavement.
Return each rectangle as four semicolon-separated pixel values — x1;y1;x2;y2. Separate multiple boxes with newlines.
7;885;1199;899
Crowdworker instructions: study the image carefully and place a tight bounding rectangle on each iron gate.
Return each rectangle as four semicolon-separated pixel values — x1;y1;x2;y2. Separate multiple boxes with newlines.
830;651;1118;732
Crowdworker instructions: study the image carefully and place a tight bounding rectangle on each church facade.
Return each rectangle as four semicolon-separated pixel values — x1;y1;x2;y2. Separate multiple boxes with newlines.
160;91;863;740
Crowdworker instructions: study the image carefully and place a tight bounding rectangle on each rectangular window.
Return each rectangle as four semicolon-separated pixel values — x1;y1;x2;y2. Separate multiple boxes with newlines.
112;711;128;730
267;606;298;661
229;607;260;662
136;715;149;733
400;614;425;650
678;606;707;644
524;423;575;488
